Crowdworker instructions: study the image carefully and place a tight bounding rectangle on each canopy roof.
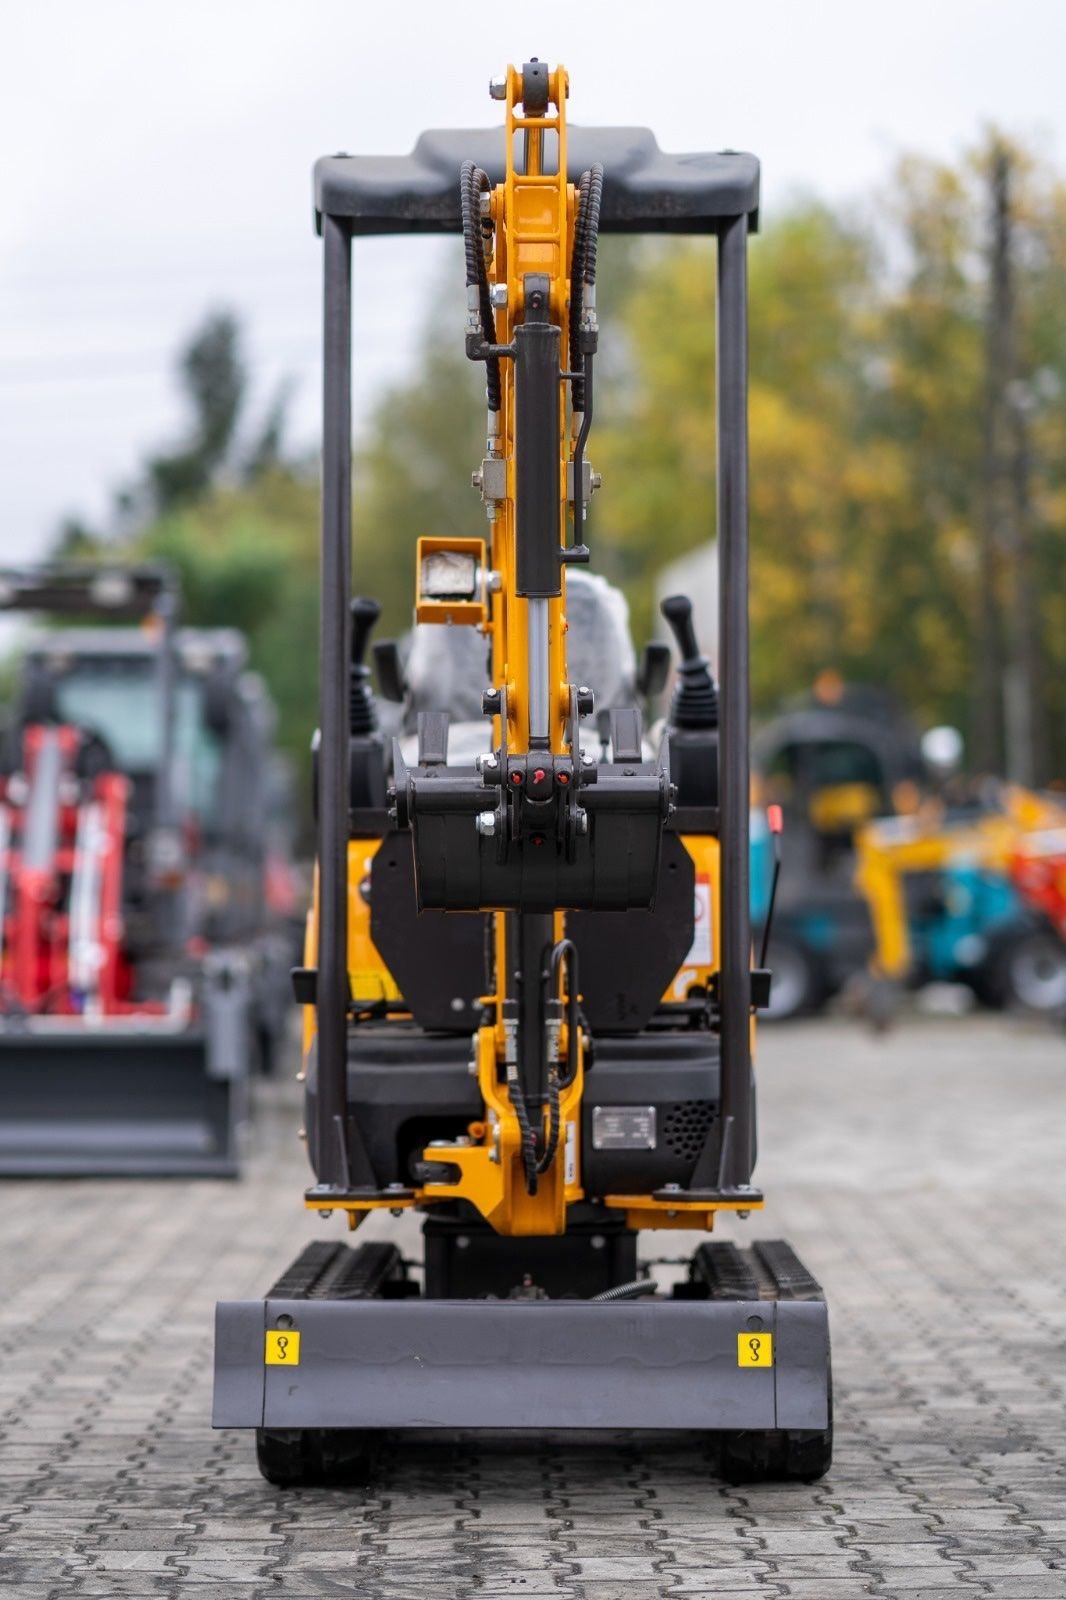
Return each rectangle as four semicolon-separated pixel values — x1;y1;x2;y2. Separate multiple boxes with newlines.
314;126;759;236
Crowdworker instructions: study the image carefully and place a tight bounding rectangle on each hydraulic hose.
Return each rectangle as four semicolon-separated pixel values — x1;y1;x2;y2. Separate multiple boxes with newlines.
459;161;501;412
591;1277;659;1302
568;165;603;556
536;1068;561;1177
549;938;581;1088
508;1066;540;1195
568;163;603;414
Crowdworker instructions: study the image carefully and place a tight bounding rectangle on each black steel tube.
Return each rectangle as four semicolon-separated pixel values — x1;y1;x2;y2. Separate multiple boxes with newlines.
513;911;554;1111
316;212;353;1189
716;212;754;1188
153;584;178;836
570;353;593;557
514;318;562;598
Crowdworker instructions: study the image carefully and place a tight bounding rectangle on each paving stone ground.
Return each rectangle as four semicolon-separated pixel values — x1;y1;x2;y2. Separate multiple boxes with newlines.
1;1012;1064;1599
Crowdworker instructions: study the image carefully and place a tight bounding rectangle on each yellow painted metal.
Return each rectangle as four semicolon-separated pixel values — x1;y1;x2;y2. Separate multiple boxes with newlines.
418;1017;584;1236
414;535;488;625
487;62;573;760
807;781;882;835
300;843;401;1063
665;834;721;1001
604;1195;764;1232
402;62;584;1236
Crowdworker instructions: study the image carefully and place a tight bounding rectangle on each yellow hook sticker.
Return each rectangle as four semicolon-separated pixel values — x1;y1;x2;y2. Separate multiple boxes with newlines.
265;1330;301;1365
737;1332;773;1367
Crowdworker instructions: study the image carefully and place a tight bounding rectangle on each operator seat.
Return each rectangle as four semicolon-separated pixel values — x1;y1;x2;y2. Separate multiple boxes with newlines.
401;570;639;758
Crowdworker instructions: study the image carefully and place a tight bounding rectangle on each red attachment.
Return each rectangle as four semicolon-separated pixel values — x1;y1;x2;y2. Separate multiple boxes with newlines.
510;771;523;785
0;724;133;1017
558;770;570;786
767;803;784;835
1009;838;1066;940
533;768;547;784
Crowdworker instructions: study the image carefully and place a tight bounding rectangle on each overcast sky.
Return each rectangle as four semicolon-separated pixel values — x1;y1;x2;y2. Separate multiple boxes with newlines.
4;0;1065;560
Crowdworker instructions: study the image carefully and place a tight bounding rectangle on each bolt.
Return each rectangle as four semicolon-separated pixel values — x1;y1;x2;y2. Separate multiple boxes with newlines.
662;1183;682;1193
317;1209;333;1219
489;76;507;100
476;810;497;836
737;1209;751;1220
471;469;483;489
475;751;499;774
575;809;588;835
490;283;508;308
590;470;602;490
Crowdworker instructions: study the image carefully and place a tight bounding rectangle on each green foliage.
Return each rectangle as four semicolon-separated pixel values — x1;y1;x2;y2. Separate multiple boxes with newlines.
49;138;1066;800
353;337;484;637
136;471;320;774
594;138;1066;777
146;311;247;511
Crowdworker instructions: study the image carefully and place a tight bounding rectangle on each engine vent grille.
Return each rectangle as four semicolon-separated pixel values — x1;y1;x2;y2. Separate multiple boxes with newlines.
662;1100;716;1162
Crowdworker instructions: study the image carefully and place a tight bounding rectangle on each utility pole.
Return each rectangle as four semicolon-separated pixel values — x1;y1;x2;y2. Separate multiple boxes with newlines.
974;149;1009;777
1005;370;1044;787
977;145;1042;785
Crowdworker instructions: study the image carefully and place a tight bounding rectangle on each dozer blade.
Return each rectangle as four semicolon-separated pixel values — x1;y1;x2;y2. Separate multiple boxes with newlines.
0;1029;247;1177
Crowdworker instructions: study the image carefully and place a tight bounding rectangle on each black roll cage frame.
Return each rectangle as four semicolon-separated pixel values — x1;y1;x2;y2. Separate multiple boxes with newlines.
312;126;759;1198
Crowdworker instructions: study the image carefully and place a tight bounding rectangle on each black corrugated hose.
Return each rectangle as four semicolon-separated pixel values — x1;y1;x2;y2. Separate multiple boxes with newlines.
568;162;604;413
508;1068;541;1195
459;160;501;412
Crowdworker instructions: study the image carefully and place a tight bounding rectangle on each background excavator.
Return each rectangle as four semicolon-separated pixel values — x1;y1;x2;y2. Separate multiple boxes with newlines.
0;565;295;1174
214;61;832;1485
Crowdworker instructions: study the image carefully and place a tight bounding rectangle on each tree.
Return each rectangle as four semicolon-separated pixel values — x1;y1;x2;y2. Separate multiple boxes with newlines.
146;311;246;512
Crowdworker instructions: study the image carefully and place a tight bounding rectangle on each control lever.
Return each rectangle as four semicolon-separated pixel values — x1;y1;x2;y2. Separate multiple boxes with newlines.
349;597;381;735
660;594;719;730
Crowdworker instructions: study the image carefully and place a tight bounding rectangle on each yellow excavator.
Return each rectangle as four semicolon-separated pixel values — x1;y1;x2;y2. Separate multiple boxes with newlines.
213;60;832;1485
856;782;1066;1014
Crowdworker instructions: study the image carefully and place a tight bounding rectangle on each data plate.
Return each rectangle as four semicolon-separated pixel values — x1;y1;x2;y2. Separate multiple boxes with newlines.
591;1105;657;1151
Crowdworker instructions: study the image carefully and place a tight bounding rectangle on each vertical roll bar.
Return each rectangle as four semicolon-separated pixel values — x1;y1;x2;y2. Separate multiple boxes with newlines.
153;580;178;840
316;212;353;1188
716;212;754;1190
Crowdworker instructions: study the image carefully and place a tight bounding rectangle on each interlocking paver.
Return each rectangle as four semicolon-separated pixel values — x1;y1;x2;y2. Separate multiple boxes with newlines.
2;1014;1065;1598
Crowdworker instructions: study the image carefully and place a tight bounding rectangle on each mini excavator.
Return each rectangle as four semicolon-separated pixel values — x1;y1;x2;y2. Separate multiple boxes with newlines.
214;62;833;1484
0;566;293;1174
